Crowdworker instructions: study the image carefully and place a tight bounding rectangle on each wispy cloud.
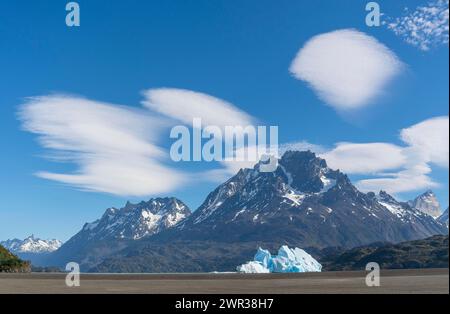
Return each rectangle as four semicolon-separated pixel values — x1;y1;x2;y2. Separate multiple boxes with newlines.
18;90;261;197
289;29;403;110
18;93;448;198
19;95;186;197
142;88;254;127
320;142;406;174
386;0;449;51
356;163;438;194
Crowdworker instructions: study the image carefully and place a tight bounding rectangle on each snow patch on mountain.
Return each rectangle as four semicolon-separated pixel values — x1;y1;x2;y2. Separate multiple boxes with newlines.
320;175;336;193
232;209;246;221
283;190;306;206
378;200;404;218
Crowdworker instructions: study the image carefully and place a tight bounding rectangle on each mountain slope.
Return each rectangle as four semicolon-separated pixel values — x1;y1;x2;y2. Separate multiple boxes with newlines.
91;151;447;272
438;208;449;228
46;197;190;269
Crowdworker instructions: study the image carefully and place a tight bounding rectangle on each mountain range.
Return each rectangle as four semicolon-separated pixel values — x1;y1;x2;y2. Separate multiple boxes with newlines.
1;235;62;254
36;151;447;272
45;197;190;268
0;235;63;267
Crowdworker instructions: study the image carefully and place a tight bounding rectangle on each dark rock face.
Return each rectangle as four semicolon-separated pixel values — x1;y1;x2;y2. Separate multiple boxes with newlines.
279;150;333;193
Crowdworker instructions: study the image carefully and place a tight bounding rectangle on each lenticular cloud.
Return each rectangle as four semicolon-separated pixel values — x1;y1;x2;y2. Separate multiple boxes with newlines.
290;29;403;110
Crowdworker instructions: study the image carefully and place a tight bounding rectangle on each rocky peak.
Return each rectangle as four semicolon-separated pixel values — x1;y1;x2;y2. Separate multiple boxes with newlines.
279;151;333;193
409;190;442;218
378;190;398;204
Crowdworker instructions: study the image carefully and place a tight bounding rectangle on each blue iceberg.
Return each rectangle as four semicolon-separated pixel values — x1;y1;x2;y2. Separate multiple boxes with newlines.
237;245;322;273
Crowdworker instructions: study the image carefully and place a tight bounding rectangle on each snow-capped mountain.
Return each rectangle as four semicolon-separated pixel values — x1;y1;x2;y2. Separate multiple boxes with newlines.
80;197;191;240
376;191;438;224
0;235;62;254
90;151;447;273
45;197;191;269
166;151;445;247
438;208;449;228
408;190;442;218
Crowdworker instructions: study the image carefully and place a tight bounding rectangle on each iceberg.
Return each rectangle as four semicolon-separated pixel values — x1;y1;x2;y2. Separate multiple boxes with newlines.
236;261;270;273
237;245;322;273
254;247;272;268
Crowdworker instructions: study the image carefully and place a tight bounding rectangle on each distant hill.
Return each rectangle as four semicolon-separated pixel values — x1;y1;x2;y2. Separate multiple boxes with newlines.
0;245;31;273
321;235;449;271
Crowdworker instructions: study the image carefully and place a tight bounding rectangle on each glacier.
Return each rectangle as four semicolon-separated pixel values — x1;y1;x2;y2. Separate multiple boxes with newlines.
237;246;322;273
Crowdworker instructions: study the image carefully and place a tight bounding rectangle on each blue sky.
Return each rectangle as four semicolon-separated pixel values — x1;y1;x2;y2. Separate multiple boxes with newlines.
0;0;448;241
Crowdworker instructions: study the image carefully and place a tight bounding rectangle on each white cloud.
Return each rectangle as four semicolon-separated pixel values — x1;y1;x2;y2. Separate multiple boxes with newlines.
19;90;261;197
400;116;449;168
19;95;186;197
352;146;440;194
320;142;406;174
356;164;439;194
18;91;448;199
142;88;254;127
317;141;438;194
386;0;449;51
142;88;262;179
289;29;403;110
